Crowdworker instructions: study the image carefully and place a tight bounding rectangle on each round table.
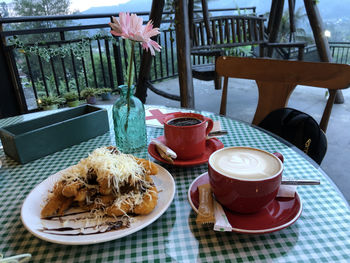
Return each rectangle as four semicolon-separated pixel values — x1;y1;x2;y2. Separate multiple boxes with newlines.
0;105;349;262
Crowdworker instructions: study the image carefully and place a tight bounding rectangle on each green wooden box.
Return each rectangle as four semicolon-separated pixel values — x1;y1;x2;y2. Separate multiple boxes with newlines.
0;105;110;164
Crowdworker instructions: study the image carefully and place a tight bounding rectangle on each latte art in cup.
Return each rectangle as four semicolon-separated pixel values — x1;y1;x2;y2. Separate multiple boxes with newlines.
210;148;281;180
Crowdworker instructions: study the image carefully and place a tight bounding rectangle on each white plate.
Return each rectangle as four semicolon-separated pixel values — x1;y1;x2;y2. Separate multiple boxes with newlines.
21;164;175;245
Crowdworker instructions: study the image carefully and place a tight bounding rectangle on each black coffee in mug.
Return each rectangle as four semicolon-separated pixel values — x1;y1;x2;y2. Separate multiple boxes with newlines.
167;117;202;127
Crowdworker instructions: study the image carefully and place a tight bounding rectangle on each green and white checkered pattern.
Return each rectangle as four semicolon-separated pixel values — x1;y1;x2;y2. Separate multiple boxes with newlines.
0;106;349;263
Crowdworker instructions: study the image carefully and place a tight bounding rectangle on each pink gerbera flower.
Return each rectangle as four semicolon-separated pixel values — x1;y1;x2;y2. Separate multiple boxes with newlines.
109;12;162;56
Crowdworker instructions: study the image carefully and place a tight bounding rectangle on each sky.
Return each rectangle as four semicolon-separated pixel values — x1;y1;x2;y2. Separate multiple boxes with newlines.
3;0;132;12
69;0;130;12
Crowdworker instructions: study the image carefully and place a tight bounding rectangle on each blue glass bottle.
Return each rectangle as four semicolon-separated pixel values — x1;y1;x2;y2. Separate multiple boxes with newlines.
112;85;147;153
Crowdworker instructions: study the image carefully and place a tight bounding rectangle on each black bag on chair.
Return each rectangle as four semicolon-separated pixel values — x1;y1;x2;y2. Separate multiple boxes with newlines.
258;108;327;165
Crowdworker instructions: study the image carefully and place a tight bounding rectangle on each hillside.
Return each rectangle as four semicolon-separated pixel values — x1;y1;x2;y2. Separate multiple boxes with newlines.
81;0;350;41
81;0;350;21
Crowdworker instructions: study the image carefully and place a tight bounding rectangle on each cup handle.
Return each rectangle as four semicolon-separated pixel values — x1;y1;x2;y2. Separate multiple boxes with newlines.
273;152;284;163
204;117;214;135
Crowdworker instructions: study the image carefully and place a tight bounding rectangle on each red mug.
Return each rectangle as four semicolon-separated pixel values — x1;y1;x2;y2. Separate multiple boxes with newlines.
208;146;284;213
163;112;214;160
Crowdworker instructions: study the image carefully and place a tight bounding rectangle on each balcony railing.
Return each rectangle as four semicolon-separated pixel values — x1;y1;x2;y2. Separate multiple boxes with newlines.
0;7;256;112
330;42;350;64
1;7;349;114
303;42;350;64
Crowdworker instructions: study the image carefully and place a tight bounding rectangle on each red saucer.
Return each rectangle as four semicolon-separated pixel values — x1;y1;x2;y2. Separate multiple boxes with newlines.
148;136;224;167
188;173;302;234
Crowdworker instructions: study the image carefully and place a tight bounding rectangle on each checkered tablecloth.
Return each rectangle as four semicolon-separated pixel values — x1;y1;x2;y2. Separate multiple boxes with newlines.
0;105;349;263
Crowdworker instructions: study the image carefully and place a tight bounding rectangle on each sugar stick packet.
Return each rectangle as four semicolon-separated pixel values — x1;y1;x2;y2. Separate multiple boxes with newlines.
213;199;233;232
196;184;215;224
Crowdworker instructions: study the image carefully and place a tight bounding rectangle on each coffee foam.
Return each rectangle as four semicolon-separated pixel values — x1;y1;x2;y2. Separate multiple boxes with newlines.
211;148;281;180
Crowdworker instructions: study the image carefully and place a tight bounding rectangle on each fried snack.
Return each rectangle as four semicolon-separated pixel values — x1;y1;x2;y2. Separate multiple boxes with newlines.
106;201;132;217
98;177;113;195
135;158;159;175
74;188;87;202
133;186;158;215
41;146;159;221
41;182;74;218
62;181;83;197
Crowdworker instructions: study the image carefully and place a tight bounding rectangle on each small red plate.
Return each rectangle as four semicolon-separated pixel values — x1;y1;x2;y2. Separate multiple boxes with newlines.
188;173;302;234
148;136;224;167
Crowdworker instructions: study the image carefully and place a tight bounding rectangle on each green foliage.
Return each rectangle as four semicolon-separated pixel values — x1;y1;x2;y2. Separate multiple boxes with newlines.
10;37;92;62
14;34;119;98
80;88;101;98
63;91;79;101
37;95;65;106
100;88;112;93
226;45;254;57
35;75;69;97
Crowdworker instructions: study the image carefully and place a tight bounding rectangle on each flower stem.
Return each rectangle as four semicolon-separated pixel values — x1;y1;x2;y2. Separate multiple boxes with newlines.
125;40;135;131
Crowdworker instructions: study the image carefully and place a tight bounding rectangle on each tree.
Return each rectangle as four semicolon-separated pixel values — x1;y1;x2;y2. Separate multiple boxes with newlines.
13;0;71;16
0;2;9;17
278;7;313;44
12;0;73;42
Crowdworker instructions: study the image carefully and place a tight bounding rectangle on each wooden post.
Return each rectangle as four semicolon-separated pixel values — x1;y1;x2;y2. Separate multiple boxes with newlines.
267;0;278;34
188;0;194;40
135;0;165;103
304;0;331;61
267;0;285;57
303;0;344;103
201;0;212;44
174;0;195;108
288;0;296;39
0;19;25;117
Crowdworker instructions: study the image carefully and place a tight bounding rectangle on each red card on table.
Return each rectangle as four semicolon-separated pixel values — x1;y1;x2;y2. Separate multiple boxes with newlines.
145;108;181;128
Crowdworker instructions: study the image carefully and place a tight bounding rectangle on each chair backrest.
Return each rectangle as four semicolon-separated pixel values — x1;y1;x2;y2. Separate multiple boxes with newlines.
216;56;350;132
191;16;266;52
258;108;327;164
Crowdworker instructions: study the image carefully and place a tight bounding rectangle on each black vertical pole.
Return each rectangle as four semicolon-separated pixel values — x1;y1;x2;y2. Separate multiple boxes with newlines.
135;0;165;103
0;20;24;117
0;45;22;117
174;0;195;108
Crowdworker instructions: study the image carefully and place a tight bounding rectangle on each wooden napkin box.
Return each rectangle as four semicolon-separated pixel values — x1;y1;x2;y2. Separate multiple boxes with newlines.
0;105;110;164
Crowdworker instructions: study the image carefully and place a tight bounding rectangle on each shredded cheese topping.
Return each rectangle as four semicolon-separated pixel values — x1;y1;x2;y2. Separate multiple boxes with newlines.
55;146;155;219
61;147;146;189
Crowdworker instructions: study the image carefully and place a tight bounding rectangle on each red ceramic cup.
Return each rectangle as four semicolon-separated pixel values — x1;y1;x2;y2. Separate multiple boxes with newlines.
208;146;284;214
163;112;214;160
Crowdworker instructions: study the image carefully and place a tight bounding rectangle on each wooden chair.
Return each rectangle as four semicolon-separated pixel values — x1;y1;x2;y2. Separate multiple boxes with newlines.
216;56;350;132
190;14;267;90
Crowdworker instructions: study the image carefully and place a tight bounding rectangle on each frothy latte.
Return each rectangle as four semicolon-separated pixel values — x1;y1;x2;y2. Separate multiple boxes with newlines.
210;147;281;180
